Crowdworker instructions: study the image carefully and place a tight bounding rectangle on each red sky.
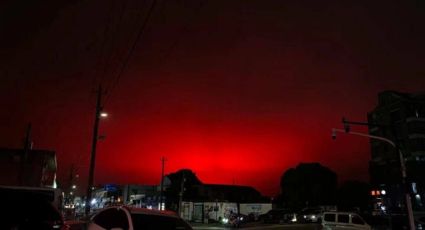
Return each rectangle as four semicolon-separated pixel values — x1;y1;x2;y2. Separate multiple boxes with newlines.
1;0;425;196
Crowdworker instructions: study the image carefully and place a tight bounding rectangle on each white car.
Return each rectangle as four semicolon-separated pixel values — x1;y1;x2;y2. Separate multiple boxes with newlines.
321;212;371;230
88;206;192;230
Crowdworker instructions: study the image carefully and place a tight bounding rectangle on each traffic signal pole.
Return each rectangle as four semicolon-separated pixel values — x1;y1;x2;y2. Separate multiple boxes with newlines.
333;117;415;230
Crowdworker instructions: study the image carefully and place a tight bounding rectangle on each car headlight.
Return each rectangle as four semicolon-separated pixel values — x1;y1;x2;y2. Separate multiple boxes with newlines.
222;218;229;224
312;215;316;219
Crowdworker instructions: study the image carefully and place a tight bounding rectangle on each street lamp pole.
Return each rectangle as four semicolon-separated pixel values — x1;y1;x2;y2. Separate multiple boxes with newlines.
159;157;166;210
178;172;186;217
85;85;103;216
332;128;415;230
332;128;396;147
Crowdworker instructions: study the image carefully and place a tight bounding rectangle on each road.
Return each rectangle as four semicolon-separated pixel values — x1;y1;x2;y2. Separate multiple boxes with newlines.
192;223;321;230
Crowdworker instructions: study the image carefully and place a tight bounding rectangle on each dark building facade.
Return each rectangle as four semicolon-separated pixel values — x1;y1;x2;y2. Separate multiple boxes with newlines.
0;148;57;188
163;169;269;211
191;184;268;203
368;91;425;211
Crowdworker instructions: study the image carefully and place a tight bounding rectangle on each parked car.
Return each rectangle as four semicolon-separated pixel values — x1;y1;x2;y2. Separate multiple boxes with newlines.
417;216;425;230
321;212;371;230
88;206;192;230
258;209;296;224
221;213;248;228
298;207;323;223
2;186;67;230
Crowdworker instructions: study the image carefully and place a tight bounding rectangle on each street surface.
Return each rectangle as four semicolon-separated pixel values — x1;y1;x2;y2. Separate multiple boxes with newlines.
192;223;321;230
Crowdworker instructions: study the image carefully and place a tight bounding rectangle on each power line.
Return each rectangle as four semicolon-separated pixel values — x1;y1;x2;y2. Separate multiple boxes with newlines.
98;0;129;88
86;0;121;110
99;0;135;94
101;0;204;106
90;0;118;94
101;0;148;96
156;0;204;67
103;0;158;106
89;0;144;107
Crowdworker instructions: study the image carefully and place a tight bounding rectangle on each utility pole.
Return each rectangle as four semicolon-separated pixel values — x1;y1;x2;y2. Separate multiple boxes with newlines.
85;85;103;216
69;164;76;187
159;157;166;210
178;172;186;217
66;164;76;207
20;123;32;186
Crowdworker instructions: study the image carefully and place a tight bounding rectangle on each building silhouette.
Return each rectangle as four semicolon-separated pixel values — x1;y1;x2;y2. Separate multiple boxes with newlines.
0;148;57;188
368;91;425;211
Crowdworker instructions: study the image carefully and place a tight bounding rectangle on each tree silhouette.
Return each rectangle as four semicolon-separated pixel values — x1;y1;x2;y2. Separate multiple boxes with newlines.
280;163;337;210
164;169;202;211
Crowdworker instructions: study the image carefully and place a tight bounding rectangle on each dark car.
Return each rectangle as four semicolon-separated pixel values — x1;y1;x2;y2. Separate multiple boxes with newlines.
297;207;323;223
259;209;296;224
1;186;67;230
221;213;248;228
417;216;425;230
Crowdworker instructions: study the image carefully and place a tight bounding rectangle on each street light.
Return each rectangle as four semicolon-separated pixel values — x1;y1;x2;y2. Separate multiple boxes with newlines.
332;128;415;230
85;85;109;216
332;128;397;147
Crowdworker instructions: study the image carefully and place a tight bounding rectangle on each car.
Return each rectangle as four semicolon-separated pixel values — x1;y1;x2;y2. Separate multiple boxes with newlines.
88;206;193;230
417;216;425;230
1;186;67;230
321;212;371;230
298;207;323;223
258;209;297;224
221;213;248;228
